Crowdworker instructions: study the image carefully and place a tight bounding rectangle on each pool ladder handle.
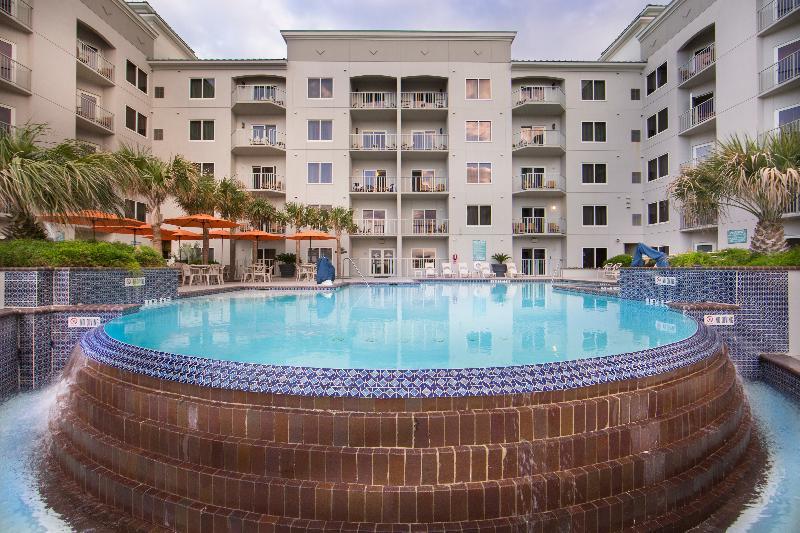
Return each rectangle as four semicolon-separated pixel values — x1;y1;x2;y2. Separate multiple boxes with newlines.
344;257;371;288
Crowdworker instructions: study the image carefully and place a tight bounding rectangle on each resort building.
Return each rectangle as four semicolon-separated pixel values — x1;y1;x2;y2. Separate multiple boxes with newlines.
1;0;798;276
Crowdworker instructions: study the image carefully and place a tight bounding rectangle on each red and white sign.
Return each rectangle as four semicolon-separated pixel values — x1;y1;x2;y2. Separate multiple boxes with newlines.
67;316;101;328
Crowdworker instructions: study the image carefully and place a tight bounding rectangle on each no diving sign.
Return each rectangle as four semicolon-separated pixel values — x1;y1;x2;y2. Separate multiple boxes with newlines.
703;314;735;326
67;316;101;328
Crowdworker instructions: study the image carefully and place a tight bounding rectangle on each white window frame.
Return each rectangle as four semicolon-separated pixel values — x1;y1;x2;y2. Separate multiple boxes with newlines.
0;103;16;128
647;153;669;181
774;36;800;63
465;78;492;100
466;162;492;184
466;205;492;227
189;77;215;99
307;162;333;184
692;143;713;161
582;247;608;269
580;163;607;185
124;106;147;137
465;120;492;142
695;242;715;252
581;121;607;143
195;162;215;176
581;205;608;227
0;37;16;60
647;199;670;225
774;102;800;127
307;119;333;142
126;60;148;94
580;79;607;101
307;77;334;99
188;119;214;142
646;62;668;95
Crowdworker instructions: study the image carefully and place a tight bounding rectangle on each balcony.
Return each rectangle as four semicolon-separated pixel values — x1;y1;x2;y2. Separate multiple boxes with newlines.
758;0;800;35
758;118;800;143
400;133;448;158
76;40;115;86
349;133;397;159
75;93;114;135
512;174;566;195
678;44;716;88
351;218;398;237
0;0;32;32
512;130;565;155
512;86;565;115
784;193;800;218
400;176;448;195
400;91;447;119
679;98;716;135
350;176;397;195
0;53;31;95
248;173;285;196
759;50;800;97
402;218;449;236
231;85;285;115
680;213;718;231
231;129;286;155
512;217;565;236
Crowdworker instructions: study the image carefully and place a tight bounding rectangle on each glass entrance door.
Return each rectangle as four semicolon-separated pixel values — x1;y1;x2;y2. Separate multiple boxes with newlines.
369;248;395;276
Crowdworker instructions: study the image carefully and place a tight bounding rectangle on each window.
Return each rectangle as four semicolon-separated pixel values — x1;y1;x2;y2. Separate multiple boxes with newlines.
647;154;669;181
646;62;667;95
189;78;215;99
411;209;440;234
154;86;164;98
124;106;146;136
411;248;436;269
631;88;641;100
582;205;608;226
581;122;606;142
581;163;607;184
124;199;147;223
632;213;642;226
646;108;668;138
189;120;214;141
308;247;333;263
466;205;492;226
657;245;670;255
466;162;492;184
581;80;606;100
582;248;608;268
647;200;670;224
307;162;333;184
632;171;642;184
307;120;332;141
193;162;214;176
631;129;641;142
153;128;163;140
465;121;491;142
124;61;147;93
695;243;714;253
465;78;491;99
307;77;333;99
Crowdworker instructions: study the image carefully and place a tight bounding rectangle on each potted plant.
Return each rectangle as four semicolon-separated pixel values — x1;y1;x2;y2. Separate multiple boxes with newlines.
491;253;511;277
276;252;297;278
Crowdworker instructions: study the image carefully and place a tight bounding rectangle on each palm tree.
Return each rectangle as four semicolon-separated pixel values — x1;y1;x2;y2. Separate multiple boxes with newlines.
670;133;800;253
0;124;129;239
245;198;285;262
174;173;218;263
325;206;357;274
283;202;309;265
119;146;198;253
216;177;250;277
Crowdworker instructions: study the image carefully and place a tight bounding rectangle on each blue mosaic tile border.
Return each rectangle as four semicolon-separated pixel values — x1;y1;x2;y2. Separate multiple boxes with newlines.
760;359;800;402
0;314;18;402
80;321;721;398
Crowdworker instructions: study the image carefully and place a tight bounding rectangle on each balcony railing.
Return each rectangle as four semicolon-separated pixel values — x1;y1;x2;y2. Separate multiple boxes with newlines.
232;85;286;107
678;44;715;84
400;176;448;193
250;173;284;192
0;53;31;91
759;118;800;143
75;93;114;131
349;133;397;150
759;50;800;94
400;133;448;151
679;159;699;173
232;129;286;149
350;176;397;193
679;98;715;133
352;218;398;236
680;213;718;230
758;0;800;32
512;130;565;150
513;174;566;193
0;0;33;29
76;39;115;83
512;217;564;235
350;92;397;109
512;86;565;107
400;92;448;109
784;193;800;216
402;219;449;235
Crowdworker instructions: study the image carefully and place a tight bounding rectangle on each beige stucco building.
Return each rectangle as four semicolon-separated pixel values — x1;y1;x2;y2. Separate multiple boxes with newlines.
1;0;798;276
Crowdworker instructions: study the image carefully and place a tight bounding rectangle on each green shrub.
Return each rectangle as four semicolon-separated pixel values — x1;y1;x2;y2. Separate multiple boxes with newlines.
276;252;296;264
0;239;166;270
666;246;800;267
602;254;632;267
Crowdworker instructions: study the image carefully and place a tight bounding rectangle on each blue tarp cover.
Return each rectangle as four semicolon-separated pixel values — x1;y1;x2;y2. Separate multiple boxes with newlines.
631;243;670;267
316;256;335;283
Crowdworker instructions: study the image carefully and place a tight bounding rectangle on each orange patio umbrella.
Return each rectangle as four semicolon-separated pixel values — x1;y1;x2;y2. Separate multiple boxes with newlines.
95;224;173;244
235;229;285;263
163;214;239;264
286;229;335;263
160;228;202;262
39;210;145;240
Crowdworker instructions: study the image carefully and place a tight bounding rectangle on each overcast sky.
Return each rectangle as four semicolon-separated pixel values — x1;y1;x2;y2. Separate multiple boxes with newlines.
144;0;658;60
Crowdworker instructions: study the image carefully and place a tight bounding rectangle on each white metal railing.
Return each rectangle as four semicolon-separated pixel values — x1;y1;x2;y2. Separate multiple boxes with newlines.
350;92;397;109
520;259;550;277
512;86;565;107
343;257;553;278
350;176;397;193
678;44;715;84
758;0;800;32
250;173;284;192
345;257;399;277
513;174;565;193
400;92;448;109
400;133;449;151
400;176;448;193
679;98;715;133
0;0;33;28
759;118;800;143
232;129;286;149
759;50;800;94
75;93;114;131
0;121;11;134
349;133;397;150
401;258;447;277
512;217;564;235
76;39;114;83
232;85;286;107
402;218;449;235
512;130;565;150
0;53;31;91
679;159;699;173
783;193;800;216
680;213;718;230
352;218;398;236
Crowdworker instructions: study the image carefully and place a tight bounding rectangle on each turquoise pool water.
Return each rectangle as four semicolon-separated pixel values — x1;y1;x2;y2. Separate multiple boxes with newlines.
104;283;698;369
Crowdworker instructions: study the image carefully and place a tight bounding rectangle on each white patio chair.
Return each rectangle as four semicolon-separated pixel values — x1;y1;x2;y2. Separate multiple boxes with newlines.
441;263;454;278
424;262;437;278
506;262;519;278
252;264;270;283
481;262;496;278
181;263;201;285
458;262;470;278
208;265;224;285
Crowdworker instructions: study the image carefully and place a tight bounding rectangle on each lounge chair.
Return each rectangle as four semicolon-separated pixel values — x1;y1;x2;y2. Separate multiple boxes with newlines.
441;263;454;277
458;262;470;278
506;262;519;278
424;262;437;278
475;261;495;278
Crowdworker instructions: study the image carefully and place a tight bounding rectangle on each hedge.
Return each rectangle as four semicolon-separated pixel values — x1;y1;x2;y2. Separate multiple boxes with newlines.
0;239;165;270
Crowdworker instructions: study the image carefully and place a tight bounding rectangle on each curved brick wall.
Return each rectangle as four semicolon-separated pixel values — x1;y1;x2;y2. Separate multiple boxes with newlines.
49;336;752;532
